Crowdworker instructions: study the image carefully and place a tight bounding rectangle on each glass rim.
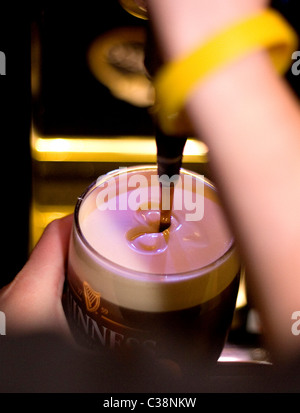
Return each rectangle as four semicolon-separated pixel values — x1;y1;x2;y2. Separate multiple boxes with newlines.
73;165;236;282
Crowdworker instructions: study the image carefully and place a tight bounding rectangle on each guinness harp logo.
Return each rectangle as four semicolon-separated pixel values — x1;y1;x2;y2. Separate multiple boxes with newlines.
83;281;101;313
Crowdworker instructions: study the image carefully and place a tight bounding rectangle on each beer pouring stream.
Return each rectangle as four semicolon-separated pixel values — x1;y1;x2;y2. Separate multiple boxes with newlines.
144;21;188;232
118;1;188;232
155;130;187;231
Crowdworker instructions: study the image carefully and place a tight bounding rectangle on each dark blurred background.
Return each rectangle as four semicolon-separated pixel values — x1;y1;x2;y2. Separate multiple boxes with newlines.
0;4;31;287
31;1;154;137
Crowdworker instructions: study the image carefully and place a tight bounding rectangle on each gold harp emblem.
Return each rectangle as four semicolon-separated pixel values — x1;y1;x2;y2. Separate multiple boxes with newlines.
83;281;101;313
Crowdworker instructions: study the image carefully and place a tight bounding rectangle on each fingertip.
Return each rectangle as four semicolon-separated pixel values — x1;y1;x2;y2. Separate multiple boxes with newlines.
42;214;74;245
28;213;74;271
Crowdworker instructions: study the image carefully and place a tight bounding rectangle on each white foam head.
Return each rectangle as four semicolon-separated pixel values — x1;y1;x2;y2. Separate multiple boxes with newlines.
69;166;239;311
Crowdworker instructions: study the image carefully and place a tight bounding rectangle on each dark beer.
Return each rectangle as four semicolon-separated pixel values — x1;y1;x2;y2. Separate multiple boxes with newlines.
65;166;240;373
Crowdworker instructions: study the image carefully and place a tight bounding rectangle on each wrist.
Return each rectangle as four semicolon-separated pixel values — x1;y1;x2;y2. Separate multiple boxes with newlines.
152;8;297;135
147;0;269;61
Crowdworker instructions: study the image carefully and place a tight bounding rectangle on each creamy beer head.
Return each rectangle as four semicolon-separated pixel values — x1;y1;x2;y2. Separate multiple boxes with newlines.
69;166;239;313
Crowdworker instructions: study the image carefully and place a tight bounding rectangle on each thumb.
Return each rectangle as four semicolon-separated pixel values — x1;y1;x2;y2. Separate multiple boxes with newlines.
0;215;73;336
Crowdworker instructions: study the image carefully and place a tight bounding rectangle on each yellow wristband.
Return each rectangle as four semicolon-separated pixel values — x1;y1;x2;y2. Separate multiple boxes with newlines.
154;9;298;135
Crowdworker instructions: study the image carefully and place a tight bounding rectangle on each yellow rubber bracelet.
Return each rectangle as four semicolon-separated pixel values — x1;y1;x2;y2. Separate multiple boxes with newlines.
154;8;298;135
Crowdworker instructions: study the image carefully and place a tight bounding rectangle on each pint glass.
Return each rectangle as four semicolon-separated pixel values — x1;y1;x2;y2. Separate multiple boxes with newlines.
64;166;240;374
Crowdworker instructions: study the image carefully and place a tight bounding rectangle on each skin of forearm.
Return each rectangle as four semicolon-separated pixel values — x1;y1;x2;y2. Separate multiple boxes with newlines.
147;0;300;361
147;0;269;61
187;51;300;361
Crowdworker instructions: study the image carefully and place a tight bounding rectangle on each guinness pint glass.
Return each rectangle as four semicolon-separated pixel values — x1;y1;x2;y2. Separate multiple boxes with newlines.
64;166;240;374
